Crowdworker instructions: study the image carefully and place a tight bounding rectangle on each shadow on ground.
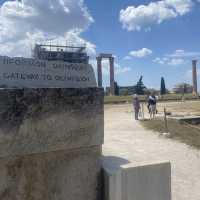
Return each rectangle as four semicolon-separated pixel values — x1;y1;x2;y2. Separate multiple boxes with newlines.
102;156;130;170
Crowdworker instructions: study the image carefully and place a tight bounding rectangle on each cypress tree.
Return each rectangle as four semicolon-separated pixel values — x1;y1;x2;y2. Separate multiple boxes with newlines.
160;77;166;95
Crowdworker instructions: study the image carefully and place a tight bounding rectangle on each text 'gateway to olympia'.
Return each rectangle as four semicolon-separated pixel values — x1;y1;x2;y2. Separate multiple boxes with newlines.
1;72;90;82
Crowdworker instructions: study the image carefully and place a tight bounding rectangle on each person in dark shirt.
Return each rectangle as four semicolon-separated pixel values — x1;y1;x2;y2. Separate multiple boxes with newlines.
148;94;157;119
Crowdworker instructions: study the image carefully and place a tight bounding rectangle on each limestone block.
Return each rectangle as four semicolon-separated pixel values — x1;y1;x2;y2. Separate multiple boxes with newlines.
0;146;102;200
0;88;104;158
104;161;171;200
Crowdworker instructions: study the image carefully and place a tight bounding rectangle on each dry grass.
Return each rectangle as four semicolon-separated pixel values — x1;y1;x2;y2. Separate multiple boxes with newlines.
104;94;199;104
141;119;200;149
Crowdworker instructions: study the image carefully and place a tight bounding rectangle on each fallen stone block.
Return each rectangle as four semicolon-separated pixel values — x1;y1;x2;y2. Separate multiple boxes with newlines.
104;161;171;200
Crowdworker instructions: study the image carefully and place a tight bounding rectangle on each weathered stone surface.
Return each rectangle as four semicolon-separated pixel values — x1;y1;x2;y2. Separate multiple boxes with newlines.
0;146;102;200
0;88;104;158
0;87;104;200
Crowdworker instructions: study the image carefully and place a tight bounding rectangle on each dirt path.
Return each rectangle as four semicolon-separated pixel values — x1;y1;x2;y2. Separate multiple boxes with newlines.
103;104;200;200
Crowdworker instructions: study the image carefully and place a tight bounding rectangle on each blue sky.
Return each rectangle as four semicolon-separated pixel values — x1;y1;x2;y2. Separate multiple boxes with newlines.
0;0;200;89
84;0;200;88
82;0;200;89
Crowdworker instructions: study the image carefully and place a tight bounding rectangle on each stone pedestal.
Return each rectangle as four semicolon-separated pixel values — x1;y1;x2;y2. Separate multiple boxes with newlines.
0;88;104;200
104;161;171;200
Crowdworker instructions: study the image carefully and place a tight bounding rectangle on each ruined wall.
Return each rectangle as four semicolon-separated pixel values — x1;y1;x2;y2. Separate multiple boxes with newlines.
0;88;104;200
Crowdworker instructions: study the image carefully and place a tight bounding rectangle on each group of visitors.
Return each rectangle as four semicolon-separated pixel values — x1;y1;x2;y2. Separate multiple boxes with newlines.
133;94;157;120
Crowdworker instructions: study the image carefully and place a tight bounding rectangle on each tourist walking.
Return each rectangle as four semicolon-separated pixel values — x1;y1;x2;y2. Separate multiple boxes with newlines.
148;94;157;119
133;94;141;120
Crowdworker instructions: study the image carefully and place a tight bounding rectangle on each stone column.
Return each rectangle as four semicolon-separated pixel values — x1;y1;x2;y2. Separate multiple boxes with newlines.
97;57;102;87
109;57;115;96
192;60;198;95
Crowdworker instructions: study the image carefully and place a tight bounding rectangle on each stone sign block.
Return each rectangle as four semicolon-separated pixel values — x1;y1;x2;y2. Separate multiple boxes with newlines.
0;54;103;200
0;56;96;88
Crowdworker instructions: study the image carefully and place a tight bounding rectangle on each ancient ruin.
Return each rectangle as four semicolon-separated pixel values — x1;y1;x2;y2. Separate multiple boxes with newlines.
96;54;115;95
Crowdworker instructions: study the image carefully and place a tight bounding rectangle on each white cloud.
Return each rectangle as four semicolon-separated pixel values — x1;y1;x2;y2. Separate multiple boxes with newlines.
153;49;200;66
123;56;132;60
153;57;167;65
119;0;193;31
0;0;95;57
167;49;200;59
153;56;185;66
129;48;152;58
167;58;185;65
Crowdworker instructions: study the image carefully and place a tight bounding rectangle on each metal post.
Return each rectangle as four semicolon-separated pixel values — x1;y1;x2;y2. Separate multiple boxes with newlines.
142;103;144;119
164;108;168;133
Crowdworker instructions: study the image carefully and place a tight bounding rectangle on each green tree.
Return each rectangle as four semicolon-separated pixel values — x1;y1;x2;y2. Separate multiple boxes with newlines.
114;81;119;96
160;77;166;95
133;76;146;95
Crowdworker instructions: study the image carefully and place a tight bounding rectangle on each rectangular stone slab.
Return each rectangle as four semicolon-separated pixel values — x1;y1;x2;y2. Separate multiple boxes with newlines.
104;161;171;200
0;88;104;158
0;56;96;88
0;146;102;200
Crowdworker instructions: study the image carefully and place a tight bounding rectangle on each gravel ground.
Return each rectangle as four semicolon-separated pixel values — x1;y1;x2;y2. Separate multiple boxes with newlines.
103;104;200;200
